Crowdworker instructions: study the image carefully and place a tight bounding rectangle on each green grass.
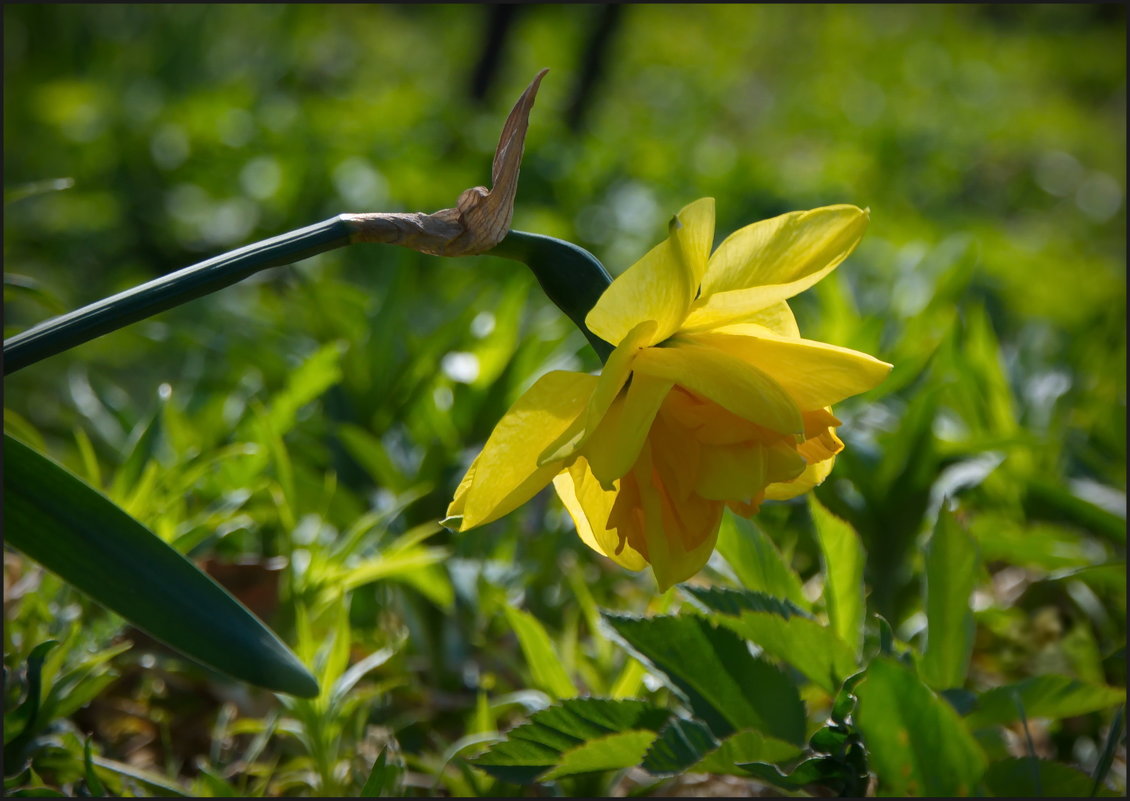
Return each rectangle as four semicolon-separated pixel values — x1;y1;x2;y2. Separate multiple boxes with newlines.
4;4;1125;797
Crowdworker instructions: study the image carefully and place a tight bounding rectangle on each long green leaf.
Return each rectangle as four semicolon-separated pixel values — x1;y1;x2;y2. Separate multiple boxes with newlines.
604;612;806;744
809;496;866;657
922;506;980;689
642;717;801;777
503;605;578;700
3;435;318;698
855;657;987;796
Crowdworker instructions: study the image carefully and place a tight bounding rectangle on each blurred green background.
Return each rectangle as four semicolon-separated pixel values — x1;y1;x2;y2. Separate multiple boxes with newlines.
4;4;1125;796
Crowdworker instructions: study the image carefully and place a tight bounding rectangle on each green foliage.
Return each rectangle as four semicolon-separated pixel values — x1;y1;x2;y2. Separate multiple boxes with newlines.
921;506;980;690
715;512;811;611
966;676;1126;729
605;613;806;744
503;604;578;700
3;3;1125;797
3;434;317;698
472;698;670;783
810;495;867;657
855;657;987;796
981;758;1121;798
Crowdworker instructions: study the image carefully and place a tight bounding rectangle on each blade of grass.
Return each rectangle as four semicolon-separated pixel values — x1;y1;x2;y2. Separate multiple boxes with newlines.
1091;705;1124;797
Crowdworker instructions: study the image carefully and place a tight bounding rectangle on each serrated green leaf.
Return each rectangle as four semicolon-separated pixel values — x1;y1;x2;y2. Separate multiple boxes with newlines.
644;718;809;779
503;605;577;700
604;613;805;744
639;717;717;776
966;675;1126;729
809;496;866;657
922;507;979;690
715;512;810;610
710;610;857;694
855;657;987;796
472;698;670;783
691;730;802;776
3;435;318;698
682;585;809;619
739;757;846;792
541;730;659;780
982;757;1121;797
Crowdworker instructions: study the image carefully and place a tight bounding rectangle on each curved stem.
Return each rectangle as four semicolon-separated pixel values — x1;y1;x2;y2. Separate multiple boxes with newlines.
3;222;615;375
491;230;614;362
3;217;353;375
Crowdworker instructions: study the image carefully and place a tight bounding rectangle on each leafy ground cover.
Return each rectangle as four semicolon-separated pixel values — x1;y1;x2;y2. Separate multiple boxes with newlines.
4;5;1125;796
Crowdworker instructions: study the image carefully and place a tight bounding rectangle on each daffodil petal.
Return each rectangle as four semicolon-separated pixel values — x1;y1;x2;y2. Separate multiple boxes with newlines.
553;459;648;571
701;205;869;296
686;206;869;328
695;442;767;501
538;320;655;466
585;373;674;489
461;370;598;528
633;343;804;435
585;206;708;347
798;410;844;463
671;197;715;289
682;298;800;335
764;455;836;500
443;451;480;528
635;443;723;592
677;327;892;410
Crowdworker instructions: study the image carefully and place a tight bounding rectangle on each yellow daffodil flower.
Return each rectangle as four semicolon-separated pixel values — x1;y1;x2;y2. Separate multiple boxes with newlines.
445;198;892;591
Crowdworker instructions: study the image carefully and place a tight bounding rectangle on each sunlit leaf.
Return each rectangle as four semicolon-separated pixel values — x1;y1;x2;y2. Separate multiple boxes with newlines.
809;495;866;657
709;610;857;695
855;657;987;796
541;730;659;780
642;718;802;777
503;605;578;700
682;585;809;619
604;612;805;744
472;698;670;783
714;512;810;610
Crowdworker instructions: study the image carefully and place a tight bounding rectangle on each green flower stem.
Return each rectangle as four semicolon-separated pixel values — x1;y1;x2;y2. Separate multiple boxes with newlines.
3;216;353;375
492;230;614;362
3;222;614;374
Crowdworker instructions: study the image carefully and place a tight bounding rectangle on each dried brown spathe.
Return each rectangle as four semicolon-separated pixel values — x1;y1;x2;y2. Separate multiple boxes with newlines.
343;69;547;257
